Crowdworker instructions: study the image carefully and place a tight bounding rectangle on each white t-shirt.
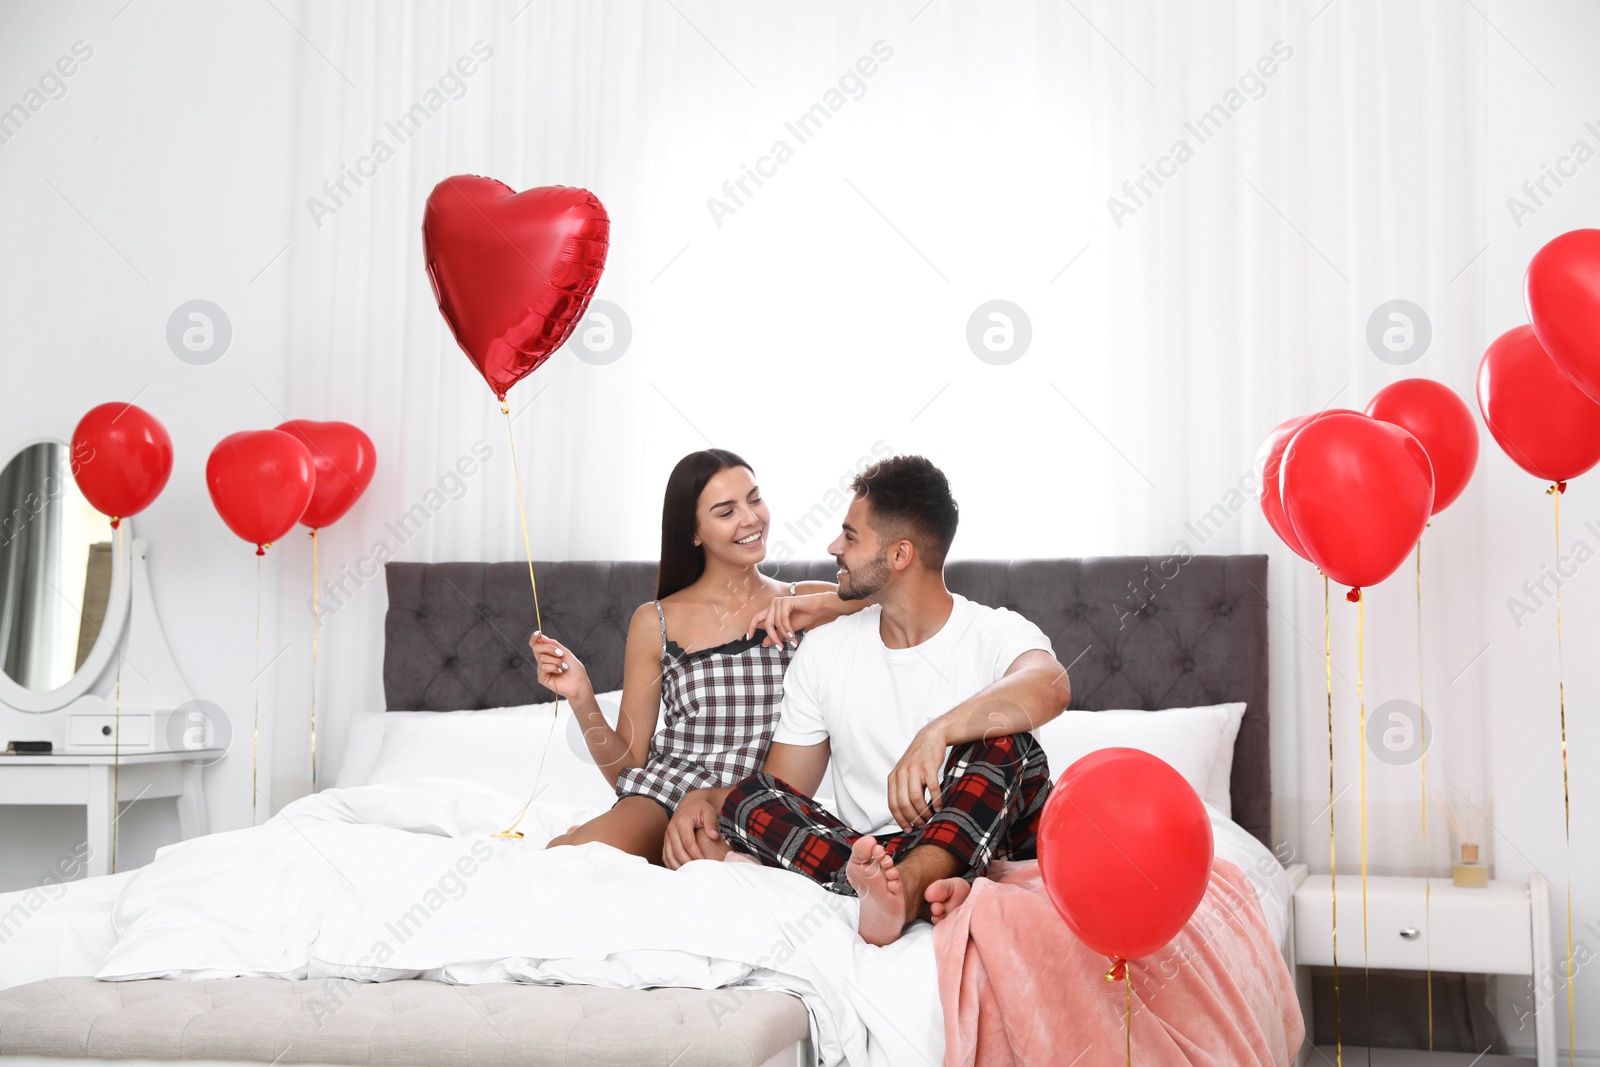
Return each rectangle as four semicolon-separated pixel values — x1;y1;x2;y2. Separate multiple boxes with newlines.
770;593;1053;836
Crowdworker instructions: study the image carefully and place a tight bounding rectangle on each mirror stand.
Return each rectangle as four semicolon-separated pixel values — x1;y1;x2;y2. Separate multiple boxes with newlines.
0;535;195;752
69;537;194;724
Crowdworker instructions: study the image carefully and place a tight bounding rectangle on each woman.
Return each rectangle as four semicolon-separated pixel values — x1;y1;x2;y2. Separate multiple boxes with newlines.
529;448;861;864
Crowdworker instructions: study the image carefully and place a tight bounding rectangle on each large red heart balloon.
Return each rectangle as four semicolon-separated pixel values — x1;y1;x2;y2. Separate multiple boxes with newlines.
206;430;316;554
1282;412;1433;596
1364;379;1479;515
275;420;376;530
1526;228;1600;405
70;402;173;526
422;176;610;401
1477;324;1600;485
1037;748;1213;962
1255;408;1359;562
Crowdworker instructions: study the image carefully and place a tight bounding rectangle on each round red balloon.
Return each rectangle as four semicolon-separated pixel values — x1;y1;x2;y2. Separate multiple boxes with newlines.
1255;408;1360;561
1364;379;1479;515
422;176;610;401
69;402;173;525
275;420;376;530
1477;325;1600;485
1282;412;1433;594
1526;228;1600;405
206;430;316;553
1037;748;1213;962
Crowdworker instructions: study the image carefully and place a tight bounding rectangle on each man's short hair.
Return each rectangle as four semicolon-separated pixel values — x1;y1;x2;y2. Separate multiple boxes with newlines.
849;455;959;569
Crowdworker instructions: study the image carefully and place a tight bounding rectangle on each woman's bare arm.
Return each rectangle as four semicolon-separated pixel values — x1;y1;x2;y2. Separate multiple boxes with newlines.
535;604;664;788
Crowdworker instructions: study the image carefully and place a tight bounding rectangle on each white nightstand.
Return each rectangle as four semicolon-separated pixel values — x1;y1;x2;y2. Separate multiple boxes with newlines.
0;750;219;878
1292;872;1554;1067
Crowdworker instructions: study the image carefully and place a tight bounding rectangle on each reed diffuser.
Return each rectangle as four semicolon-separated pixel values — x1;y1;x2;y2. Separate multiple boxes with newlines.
1438;792;1491;888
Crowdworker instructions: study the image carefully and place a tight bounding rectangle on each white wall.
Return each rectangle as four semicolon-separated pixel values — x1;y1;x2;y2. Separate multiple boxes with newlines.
0;1;299;872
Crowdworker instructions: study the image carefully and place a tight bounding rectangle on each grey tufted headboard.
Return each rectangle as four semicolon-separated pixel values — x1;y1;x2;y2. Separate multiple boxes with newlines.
383;556;1271;846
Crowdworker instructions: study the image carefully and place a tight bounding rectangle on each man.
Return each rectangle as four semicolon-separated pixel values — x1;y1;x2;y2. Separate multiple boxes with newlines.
663;455;1071;946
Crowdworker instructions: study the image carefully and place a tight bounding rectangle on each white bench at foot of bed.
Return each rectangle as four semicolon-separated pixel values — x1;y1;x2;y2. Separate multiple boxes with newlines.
0;976;814;1067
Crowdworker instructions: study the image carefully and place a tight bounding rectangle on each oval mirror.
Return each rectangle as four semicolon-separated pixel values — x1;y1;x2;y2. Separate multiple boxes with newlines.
0;441;119;693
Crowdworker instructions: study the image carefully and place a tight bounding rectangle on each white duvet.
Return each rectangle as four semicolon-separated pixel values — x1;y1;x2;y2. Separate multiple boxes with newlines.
0;778;1291;1067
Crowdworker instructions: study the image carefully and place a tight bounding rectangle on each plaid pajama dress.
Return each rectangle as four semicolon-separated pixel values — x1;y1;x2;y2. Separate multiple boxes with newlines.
613;596;798;814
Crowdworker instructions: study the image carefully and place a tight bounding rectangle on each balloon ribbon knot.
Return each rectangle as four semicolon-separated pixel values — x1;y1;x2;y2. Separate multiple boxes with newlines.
109;517;121;530
1345;587;1362;603
1547;481;1568;495
256;544;267;557
1105;959;1128;982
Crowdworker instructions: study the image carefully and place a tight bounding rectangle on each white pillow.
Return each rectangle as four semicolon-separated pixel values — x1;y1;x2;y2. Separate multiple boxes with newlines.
365;691;629;812
1033;702;1247;816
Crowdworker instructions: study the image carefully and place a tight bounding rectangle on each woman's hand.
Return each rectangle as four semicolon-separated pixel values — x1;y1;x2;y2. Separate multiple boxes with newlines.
746;593;835;647
528;631;593;702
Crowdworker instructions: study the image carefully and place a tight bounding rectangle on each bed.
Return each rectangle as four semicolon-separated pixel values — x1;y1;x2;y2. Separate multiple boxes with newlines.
0;555;1293;1066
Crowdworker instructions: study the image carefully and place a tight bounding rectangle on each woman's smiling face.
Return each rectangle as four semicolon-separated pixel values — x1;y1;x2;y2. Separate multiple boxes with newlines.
695;465;770;566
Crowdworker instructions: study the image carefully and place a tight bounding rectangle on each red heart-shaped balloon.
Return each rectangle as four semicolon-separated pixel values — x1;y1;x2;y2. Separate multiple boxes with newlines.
1476;324;1600;485
1038;748;1213;962
1282;412;1434;595
422;176;610;401
1255;408;1360;562
1364;379;1479;516
275;420;376;530
1526;228;1600;405
70;402;174;526
206;430;316;554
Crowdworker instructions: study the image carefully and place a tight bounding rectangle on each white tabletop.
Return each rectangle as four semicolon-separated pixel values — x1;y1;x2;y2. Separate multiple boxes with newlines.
0;750;224;766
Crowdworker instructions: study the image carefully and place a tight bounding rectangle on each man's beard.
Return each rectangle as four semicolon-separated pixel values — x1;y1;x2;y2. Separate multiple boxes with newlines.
838;550;891;601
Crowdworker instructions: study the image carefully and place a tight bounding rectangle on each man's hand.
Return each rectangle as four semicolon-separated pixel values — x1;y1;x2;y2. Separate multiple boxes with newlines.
663;787;730;869
887;724;948;830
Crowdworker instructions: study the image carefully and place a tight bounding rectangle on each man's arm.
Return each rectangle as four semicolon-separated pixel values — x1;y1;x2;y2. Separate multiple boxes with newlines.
885;650;1071;830
662;740;832;869
931;649;1072;745
759;739;832;796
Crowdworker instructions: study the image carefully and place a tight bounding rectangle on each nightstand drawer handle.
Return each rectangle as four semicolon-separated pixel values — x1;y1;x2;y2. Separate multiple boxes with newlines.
1399;927;1421;941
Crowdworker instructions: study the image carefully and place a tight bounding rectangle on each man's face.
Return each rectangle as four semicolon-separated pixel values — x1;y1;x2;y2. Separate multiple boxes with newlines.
827;496;894;602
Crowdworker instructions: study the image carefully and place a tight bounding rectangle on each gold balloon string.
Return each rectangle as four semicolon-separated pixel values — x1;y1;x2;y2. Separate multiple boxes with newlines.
253;552;261;826
1416;538;1432;1060
495;401;554;840
1324;572;1342;1067
310;529;318;792
1124;967;1132;1067
1548;482;1575;1066
1358;591;1371;1067
111;520;123;875
1104;959;1131;1067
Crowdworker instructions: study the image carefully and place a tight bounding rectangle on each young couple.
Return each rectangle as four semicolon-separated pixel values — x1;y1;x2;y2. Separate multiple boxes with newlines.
528;451;1072;946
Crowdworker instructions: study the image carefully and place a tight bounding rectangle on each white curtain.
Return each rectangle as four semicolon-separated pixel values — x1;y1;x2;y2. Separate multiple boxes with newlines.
273;0;1491;894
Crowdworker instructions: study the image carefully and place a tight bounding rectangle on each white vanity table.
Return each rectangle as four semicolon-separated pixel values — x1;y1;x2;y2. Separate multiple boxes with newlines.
0;750;218;877
0;437;209;883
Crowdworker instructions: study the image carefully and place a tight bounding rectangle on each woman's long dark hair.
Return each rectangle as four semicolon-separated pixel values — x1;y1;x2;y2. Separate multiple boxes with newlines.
657;449;753;599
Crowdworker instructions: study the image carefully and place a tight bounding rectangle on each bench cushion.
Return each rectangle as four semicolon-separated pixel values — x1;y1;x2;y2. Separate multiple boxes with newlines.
0;977;809;1067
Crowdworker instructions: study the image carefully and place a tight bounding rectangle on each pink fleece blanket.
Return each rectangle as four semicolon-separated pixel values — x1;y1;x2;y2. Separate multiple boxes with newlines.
933;858;1303;1066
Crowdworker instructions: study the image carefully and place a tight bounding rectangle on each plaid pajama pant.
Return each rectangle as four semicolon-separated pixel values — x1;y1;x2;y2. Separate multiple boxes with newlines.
717;731;1053;896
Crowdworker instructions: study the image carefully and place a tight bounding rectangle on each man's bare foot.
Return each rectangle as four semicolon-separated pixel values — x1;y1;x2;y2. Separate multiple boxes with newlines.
722;851;758;864
924;876;972;924
846;836;907;946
